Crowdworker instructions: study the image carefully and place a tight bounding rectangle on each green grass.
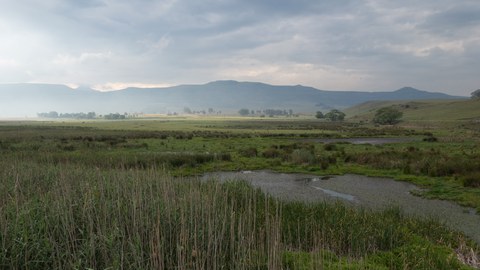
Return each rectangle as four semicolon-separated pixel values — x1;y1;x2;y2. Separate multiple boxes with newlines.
1;161;477;269
0;118;480;268
346;98;480;123
0;120;479;210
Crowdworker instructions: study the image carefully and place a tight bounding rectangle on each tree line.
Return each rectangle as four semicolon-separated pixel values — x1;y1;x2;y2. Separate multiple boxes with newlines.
238;108;295;117
37;111;134;120
37;111;96;119
315;107;403;124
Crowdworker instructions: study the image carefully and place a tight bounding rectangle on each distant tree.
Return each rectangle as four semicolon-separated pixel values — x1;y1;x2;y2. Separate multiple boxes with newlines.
208;108;214;114
262;109;288;116
104;113;125;120
238;108;250;116
48;111;59;118
471;89;480;99
315;111;324;119
183;107;192;114
87;112;96;119
325;109;345;121
373;107;403;125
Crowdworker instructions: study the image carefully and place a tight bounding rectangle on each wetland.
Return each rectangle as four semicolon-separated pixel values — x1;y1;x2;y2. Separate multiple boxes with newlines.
1;117;479;269
203;171;480;244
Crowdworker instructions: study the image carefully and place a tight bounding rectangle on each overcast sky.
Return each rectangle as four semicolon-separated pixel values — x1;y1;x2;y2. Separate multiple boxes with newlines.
0;0;479;95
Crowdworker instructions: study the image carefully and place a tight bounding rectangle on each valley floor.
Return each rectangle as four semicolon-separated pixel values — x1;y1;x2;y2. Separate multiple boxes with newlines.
1;117;479;269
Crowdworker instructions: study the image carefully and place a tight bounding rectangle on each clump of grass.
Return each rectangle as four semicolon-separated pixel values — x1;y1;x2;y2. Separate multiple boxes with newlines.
290;149;316;165
423;136;439;142
324;143;337;151
262;147;281;158
462;172;480;188
239;147;258;157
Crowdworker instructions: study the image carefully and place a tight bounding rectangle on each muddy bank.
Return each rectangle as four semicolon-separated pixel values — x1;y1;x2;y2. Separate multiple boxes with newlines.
201;171;480;244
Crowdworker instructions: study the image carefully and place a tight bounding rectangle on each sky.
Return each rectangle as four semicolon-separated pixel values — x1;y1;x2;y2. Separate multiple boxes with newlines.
0;0;479;95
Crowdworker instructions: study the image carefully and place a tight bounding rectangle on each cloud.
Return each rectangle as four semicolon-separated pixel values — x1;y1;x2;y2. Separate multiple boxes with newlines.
0;0;479;95
53;52;113;66
0;58;19;68
420;4;480;37
92;82;174;91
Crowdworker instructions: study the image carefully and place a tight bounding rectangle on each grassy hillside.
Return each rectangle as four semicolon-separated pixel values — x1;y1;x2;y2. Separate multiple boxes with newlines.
346;99;480;122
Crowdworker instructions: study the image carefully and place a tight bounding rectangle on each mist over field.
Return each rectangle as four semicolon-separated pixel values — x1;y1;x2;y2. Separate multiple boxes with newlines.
0;81;465;118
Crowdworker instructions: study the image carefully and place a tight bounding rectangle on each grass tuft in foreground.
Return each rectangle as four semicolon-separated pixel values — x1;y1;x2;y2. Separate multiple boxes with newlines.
1;161;478;269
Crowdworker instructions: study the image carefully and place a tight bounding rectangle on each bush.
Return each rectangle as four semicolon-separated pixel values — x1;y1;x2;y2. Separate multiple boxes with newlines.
324;143;337;151
324;109;346;122
373;107;403;125
423;136;438;142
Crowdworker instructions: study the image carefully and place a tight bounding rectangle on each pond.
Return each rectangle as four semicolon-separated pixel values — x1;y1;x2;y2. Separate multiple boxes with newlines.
201;171;480;244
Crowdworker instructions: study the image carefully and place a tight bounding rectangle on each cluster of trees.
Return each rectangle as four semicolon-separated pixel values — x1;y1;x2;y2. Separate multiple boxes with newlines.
315;107;403;125
238;108;294;117
471;89;480;99
37;111;135;120
183;107;222;115
37;111;96;119
315;109;346;121
103;113;126;120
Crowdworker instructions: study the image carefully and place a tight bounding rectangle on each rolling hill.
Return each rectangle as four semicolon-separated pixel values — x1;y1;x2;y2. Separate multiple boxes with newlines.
345;99;480;122
0;81;465;117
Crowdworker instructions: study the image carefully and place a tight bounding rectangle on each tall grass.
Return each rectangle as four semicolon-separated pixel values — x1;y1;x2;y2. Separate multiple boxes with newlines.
1;160;477;269
344;148;480;179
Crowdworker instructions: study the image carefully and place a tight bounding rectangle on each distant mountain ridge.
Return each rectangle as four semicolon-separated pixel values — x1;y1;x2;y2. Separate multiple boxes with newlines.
0;80;465;117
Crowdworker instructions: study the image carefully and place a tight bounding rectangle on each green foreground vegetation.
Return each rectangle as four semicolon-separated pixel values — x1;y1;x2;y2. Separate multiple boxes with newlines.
1;116;479;269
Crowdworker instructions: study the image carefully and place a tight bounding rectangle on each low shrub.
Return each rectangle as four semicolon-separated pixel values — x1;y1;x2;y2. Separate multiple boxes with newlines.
324;143;337;151
263;148;281;158
423;136;438;142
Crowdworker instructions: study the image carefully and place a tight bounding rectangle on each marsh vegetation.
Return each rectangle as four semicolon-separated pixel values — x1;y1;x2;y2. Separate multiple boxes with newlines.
0;117;479;269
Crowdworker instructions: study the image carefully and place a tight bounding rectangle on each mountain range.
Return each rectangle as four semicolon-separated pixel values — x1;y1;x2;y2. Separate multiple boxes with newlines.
0;80;465;117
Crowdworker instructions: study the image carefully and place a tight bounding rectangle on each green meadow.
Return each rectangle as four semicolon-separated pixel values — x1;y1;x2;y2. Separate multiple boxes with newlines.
1;114;479;269
346;98;480;123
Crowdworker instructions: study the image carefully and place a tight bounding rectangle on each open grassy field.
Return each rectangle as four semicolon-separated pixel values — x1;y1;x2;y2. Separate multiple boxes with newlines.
1;116;479;269
345;98;480;123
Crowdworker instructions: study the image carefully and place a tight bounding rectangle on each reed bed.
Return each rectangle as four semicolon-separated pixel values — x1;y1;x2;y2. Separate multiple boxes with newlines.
1;159;477;269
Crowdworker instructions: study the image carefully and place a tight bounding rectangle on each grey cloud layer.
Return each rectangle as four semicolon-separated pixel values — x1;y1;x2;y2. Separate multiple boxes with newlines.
0;0;478;94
